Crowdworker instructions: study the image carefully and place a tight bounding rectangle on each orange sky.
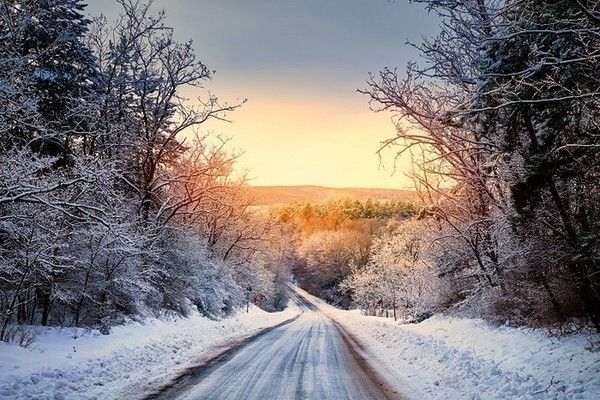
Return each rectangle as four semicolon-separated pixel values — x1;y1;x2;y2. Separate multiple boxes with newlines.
201;84;414;189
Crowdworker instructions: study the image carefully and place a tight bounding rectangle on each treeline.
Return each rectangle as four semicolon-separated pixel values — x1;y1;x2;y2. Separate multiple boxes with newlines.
273;199;416;306
0;0;290;343
277;199;416;232
349;0;600;330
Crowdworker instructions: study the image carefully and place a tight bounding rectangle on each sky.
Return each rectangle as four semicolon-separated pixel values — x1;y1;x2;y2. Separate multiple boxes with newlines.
87;0;438;189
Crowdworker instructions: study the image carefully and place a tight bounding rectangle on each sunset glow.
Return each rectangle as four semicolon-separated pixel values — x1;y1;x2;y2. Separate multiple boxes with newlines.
204;88;415;188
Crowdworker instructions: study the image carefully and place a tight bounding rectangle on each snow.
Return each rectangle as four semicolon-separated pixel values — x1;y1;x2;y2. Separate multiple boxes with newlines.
3;289;599;400
0;304;300;400
298;288;600;400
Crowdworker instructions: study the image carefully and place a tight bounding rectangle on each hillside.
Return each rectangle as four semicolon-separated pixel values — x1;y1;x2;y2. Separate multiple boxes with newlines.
247;185;419;205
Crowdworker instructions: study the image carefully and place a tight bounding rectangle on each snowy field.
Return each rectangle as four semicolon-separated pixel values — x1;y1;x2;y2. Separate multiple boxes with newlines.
299;289;600;400
0;305;300;400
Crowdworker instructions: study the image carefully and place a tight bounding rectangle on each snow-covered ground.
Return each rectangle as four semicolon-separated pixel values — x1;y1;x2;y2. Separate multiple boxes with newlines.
299;288;600;400
2;290;598;400
0;305;300;400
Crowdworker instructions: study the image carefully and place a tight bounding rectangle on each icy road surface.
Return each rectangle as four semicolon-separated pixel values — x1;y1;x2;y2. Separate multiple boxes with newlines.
150;293;402;400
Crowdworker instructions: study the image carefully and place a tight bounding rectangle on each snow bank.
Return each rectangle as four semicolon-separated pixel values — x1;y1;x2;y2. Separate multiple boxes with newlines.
0;304;299;400
299;288;600;400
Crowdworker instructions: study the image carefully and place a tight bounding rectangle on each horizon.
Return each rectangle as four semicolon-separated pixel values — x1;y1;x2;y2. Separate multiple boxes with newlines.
246;183;416;191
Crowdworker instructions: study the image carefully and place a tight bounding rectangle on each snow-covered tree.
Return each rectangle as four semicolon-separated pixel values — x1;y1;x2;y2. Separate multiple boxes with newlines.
299;229;370;304
364;0;600;328
1;0;97;161
0;1;288;341
343;219;436;320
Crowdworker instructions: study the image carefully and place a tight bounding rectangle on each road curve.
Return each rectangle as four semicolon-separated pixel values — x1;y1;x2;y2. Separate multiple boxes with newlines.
150;293;401;400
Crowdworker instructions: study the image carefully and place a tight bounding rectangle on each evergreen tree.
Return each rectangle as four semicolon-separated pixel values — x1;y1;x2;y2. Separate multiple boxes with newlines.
0;0;97;161
474;0;600;326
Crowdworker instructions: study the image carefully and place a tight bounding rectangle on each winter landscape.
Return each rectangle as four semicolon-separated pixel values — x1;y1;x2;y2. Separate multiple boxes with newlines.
1;1;599;399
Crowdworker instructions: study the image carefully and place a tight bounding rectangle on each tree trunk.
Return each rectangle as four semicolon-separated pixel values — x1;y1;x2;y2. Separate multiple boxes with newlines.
539;275;565;323
547;177;600;330
1;267;30;341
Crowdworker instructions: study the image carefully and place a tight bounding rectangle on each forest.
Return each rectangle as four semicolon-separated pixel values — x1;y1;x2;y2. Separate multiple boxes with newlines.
273;199;416;307
0;0;293;343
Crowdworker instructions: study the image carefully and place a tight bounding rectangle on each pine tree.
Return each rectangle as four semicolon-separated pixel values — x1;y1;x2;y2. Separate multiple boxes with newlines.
1;0;97;162
473;0;600;326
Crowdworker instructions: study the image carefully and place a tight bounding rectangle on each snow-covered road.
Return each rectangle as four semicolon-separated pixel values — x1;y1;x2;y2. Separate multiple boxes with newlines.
4;289;595;400
150;293;403;400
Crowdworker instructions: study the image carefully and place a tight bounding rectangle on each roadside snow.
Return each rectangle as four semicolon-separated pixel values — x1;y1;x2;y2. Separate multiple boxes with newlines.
0;304;299;400
298;288;600;400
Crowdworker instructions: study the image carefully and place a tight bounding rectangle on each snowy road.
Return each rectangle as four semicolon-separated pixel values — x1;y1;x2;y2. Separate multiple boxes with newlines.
149;293;402;400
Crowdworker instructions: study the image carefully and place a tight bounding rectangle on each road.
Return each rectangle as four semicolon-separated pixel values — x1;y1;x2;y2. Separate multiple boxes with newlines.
150;292;401;400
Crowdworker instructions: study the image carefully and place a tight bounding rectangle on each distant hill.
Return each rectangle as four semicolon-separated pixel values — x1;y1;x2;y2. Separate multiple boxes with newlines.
247;185;419;206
